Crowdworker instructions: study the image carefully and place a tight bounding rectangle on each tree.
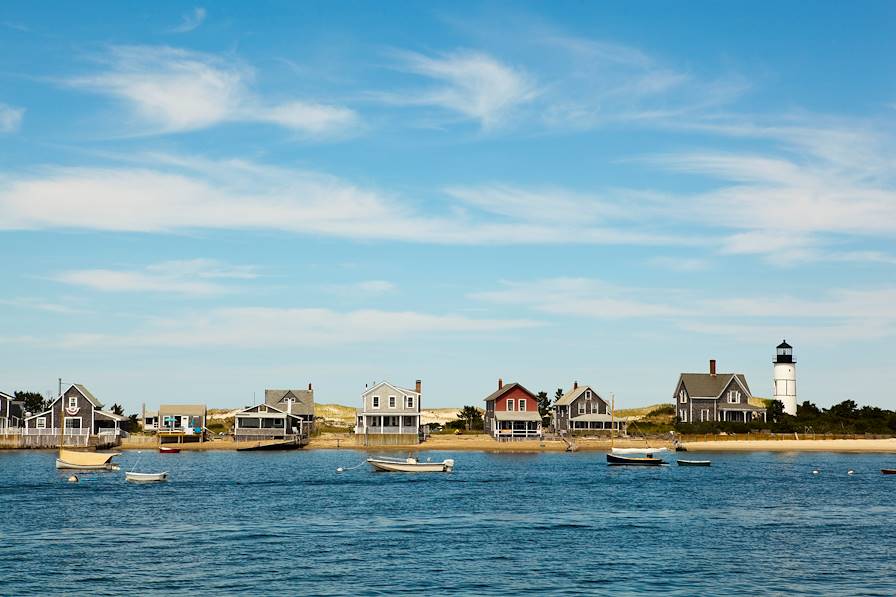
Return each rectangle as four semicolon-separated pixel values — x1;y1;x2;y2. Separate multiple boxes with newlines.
827;399;858;419
555;388;564;402
766;399;785;423
15;391;48;416
126;414;139;432
536;391;552;425
110;403;125;416
796;400;821;418
456;406;483;431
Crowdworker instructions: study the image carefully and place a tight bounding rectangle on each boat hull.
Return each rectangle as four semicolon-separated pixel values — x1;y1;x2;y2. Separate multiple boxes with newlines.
56;459;120;471
678;460;711;467
125;471;168;483
236;438;303;451
367;458;454;472
882;469;896;475
606;453;664;466
159;447;180;454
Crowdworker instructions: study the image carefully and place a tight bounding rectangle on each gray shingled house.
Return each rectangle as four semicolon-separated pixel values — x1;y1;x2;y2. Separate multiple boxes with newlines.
22;384;127;446
673;360;766;423
355;380;422;445
233;386;315;441
0;390;24;430
552;382;622;434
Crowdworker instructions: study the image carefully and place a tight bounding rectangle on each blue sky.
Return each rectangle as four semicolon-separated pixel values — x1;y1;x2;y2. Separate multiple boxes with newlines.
2;2;895;413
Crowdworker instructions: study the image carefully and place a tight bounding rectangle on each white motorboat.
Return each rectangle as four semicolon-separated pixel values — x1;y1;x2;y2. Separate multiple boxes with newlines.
125;471;169;483
367;457;454;473
55;459;121;471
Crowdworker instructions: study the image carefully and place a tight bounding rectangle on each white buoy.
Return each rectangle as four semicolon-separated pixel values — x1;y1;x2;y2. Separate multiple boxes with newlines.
336;467;344;472
67;475;79;483
848;469;855;475
812;469;820;475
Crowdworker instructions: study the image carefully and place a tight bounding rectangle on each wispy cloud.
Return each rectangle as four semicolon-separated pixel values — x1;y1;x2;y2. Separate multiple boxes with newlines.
0;153;692;247
66;45;358;137
0;297;87;314
0;103;24;133
380;49;537;129
50;307;539;349
168;7;206;33
52;259;258;296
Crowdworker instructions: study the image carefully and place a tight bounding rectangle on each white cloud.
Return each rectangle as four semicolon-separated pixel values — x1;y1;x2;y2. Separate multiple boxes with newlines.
0;103;24;133
52;259;257;296
52;307;539;349
67;46;357;136
0;153;692;246
355;280;396;293
383;50;537;129
169;7;206;33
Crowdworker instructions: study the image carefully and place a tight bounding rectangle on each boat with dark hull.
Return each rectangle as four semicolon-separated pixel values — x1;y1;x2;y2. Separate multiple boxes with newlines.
236;438;305;451
882;469;896;475
606;453;665;466
678;459;711;467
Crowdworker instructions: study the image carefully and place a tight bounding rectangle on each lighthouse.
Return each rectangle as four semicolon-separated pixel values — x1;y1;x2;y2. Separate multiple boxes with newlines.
773;340;797;416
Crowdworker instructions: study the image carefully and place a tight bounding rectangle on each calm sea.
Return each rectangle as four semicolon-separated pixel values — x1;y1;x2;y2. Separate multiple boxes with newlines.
0;449;894;596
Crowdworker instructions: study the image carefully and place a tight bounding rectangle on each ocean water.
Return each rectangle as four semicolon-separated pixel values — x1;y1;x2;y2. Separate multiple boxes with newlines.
0;449;894;596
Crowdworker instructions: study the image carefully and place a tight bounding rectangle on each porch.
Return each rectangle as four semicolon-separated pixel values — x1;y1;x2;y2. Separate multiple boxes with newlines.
354;414;421;436
492;411;543;440
234;413;310;442
719;409;766;423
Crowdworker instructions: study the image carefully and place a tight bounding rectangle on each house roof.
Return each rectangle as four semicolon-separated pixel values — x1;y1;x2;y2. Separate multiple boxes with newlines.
483;382;536;403
677;373;752;399
555;385;605;407
95;409;128;422
265;389;314;416
493;410;542;422
159;404;207;417
0;390;14;401
777;340;792;349
362;381;419;398
72;384;103;408
569;413;614;422
236;403;305;418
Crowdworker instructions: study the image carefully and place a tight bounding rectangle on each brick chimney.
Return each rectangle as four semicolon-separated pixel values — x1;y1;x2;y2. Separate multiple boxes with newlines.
308;382;313;391
710;359;717;376
573;381;578;390
498;378;504;390
415;379;422;394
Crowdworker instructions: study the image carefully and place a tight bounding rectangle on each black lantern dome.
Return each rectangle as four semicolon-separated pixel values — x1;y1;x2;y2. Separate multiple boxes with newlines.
775;339;794;363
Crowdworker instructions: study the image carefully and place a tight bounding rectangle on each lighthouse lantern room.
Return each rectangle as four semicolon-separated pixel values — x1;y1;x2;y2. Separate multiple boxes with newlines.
773;340;797;416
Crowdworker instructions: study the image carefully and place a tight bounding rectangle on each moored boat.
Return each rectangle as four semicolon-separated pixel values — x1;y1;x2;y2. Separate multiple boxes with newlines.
611;447;668;455
125;471;169;483
56;449;121;470
159;446;180;453
367;457;454;472
56;459;121;471
882;469;896;475
236;438;304;451
606;453;665;466
678;459;711;467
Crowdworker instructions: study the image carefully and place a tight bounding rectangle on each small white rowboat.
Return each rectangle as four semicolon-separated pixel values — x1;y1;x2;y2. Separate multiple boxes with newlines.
367;457;454;473
56;459;121;471
125;471;169;483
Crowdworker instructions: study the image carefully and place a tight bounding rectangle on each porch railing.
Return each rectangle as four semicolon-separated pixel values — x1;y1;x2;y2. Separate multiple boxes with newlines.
23;428;91;436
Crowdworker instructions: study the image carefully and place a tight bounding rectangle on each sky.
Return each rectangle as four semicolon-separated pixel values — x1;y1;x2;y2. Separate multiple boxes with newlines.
1;1;895;414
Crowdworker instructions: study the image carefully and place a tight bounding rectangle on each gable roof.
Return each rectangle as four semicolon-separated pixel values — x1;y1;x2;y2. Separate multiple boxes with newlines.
677;373;752;399
362;381;419;398
483;382;536;403
71;384;103;408
555;385;606;407
264;389;314;416
159;404;207;417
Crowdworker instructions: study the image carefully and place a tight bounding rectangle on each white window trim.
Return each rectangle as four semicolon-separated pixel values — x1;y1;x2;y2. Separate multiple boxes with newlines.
372;396;380;409
519;399;526;412
727;390;741;404
68;396;77;409
64;416;82;429
700;409;710;422
506;399;515;412
585;390;592;399
680;390;688;404
36;418;47;429
388;395;396;409
406;395;414;409
578;401;586;415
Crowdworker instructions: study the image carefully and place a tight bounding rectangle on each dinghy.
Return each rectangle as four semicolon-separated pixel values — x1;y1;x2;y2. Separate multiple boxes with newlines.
678;459;711;467
611;447;668;455
125;471;168;483
882;469;896;475
158;446;180;454
367;456;454;473
55;459;121;471
56;449;121;470
606;453;665;466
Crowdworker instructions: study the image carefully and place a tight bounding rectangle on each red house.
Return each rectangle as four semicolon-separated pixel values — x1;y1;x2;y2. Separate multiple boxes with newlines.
483;379;543;440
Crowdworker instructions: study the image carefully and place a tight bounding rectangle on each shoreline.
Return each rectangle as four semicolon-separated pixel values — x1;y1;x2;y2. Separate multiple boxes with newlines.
108;434;896;453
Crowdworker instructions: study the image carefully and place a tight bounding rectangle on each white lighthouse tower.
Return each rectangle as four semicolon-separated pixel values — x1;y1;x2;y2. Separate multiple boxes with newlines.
773;339;797;416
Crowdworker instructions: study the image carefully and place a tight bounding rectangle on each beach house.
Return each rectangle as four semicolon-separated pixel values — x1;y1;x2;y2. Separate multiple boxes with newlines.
22;384;127;446
0;391;23;430
233;386;315;442
158;404;207;443
483;379;543;440
355;380;422;445
552;382;622;434
673;360;767;423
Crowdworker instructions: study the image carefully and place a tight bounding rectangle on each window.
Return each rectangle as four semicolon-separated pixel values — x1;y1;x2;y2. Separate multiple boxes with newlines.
406;395;414;409
679;390;688;404
590;402;598;414
519;399;526;411
700;409;710;422
389;396;396;408
578;401;586;415
68;396;77;409
506;399;515;411
36;418;46;429
372;396;380;409
585;390;592;399
679;409;687;422
727;391;741;404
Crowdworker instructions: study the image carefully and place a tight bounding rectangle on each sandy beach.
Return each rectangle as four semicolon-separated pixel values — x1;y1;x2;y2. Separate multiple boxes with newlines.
117;434;896;453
